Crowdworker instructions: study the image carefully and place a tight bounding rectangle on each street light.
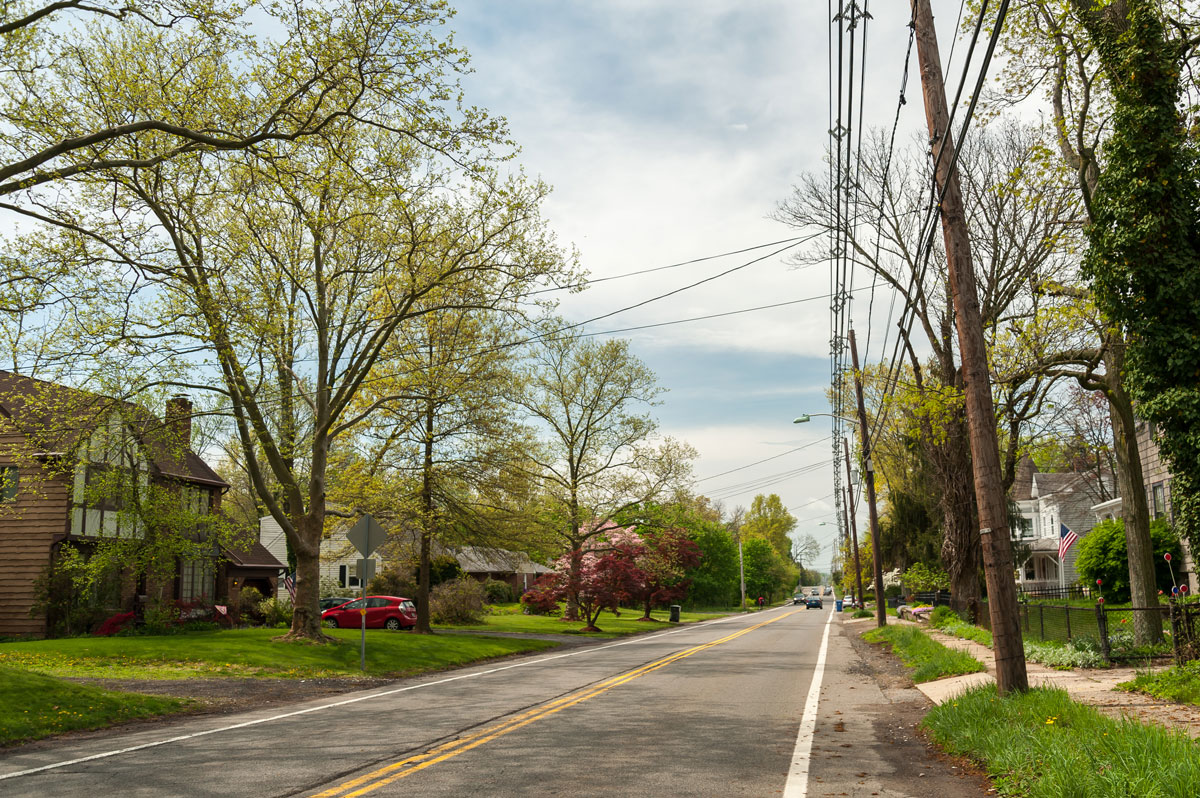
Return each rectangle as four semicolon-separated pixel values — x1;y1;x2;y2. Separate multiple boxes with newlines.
793;413;859;425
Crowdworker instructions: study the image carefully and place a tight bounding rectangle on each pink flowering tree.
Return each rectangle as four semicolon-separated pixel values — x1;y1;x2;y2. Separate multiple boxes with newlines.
522;525;646;631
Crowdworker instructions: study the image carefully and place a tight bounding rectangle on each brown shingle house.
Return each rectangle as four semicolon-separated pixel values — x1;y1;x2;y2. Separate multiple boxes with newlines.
0;371;247;637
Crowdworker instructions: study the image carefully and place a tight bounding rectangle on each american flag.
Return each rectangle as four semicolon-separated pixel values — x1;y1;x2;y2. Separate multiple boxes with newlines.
283;572;296;599
1058;523;1079;560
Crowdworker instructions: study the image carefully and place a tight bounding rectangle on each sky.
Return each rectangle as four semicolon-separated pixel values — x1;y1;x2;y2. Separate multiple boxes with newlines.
447;2;965;571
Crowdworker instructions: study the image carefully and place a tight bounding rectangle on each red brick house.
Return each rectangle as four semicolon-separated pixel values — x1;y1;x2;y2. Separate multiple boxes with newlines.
0;371;278;636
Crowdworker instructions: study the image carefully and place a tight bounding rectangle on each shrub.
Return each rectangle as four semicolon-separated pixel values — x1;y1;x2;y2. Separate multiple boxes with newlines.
929;605;962;629
482;579;514;604
319;576;344;597
366;567;418;599
520;575;561;615
258;596;293;627
1074;517;1181;603
235;586;266;625
430;577;486;625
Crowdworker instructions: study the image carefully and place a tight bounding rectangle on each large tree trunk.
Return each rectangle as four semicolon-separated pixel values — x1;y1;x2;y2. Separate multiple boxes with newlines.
563;547;582;621
1105;338;1161;644
283;514;327;640
937;413;982;619
415;400;435;634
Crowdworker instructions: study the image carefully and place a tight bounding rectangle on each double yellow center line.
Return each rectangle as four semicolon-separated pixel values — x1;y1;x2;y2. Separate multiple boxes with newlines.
314;610;799;797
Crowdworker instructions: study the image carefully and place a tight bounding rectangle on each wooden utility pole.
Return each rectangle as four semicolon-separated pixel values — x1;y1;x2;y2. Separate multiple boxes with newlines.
910;0;1028;693
848;329;886;627
843;439;865;610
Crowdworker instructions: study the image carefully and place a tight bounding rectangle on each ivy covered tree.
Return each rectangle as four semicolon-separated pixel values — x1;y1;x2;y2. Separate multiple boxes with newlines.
1075;0;1200;555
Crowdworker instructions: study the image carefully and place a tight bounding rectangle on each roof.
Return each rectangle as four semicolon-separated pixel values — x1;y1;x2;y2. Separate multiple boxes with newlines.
0;370;226;488
455;546;552;575
1032;471;1116;537
223;540;287;571
1011;456;1036;501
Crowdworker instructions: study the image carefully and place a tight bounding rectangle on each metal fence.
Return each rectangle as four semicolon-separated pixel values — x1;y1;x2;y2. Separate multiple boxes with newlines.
1018;584;1092;601
976;599;1177;663
1168;600;1200;665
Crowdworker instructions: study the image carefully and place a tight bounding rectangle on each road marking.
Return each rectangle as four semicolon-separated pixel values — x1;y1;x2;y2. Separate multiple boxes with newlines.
312;611;801;798
0;612;755;782
782;608;834;798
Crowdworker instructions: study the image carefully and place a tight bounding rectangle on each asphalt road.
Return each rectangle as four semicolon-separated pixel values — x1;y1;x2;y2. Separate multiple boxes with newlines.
0;608;990;797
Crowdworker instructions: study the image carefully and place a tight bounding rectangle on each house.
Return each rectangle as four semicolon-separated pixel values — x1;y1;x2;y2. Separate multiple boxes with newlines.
454;546;553;593
1010;458;1115;594
0;371;275;636
1118;420;1197;591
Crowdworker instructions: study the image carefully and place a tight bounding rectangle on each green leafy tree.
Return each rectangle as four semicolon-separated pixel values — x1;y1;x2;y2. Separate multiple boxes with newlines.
1074;1;1200;559
513;331;695;620
1074;518;1181;603
742;494;796;562
741;537;795;604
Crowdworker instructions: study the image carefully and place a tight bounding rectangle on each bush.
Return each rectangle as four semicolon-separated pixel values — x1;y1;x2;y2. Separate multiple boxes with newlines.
520;576;561;615
366;567;418;599
258;596;293;627
430;577;486;625
929;605;962;629
235;586;266;625
482;579;514;604
1074;517;1182;603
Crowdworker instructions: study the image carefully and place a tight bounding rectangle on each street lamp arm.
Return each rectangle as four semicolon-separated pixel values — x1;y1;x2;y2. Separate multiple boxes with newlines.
793;413;859;425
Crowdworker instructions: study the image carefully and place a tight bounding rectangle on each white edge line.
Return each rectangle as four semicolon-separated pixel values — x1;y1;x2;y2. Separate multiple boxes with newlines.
782;608;834;798
0;612;752;781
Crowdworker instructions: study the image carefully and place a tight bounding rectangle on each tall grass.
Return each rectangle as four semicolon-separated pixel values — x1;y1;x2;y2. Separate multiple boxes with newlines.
924;685;1200;797
1119;661;1200;706
862;624;984;682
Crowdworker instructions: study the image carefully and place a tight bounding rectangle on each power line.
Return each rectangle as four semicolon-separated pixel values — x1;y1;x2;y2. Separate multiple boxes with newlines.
694;436;832;483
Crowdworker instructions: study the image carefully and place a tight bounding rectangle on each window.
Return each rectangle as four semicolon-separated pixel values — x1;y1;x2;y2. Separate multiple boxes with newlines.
1013;517;1032;538
179;558;215;603
1152;483;1166;519
0;466;18;501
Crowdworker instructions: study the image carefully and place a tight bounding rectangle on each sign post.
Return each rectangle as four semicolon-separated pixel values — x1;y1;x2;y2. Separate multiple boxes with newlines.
347;514;386;671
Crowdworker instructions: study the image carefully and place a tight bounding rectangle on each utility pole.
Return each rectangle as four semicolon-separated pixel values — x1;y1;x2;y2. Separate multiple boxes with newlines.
910;0;1027;693
848;328;886;627
842;440;865;610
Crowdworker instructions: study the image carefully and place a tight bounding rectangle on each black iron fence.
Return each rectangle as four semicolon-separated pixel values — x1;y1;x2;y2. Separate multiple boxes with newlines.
975;598;1179;663
1018;584;1092;601
1168;600;1200;665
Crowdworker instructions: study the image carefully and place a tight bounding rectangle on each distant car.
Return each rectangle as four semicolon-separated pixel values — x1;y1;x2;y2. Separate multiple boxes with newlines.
805;596;823;609
792;595;804;605
823;587;833;596
811;588;820;596
322;595;417;630
320;596;355;611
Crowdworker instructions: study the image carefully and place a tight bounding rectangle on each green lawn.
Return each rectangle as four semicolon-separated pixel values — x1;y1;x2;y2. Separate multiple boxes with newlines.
441;604;732;638
923;685;1200;797
0;664;192;746
862;624;985;682
0;628;558;679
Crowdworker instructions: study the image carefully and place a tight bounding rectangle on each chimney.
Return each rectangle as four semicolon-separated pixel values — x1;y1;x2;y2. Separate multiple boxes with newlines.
165;395;193;451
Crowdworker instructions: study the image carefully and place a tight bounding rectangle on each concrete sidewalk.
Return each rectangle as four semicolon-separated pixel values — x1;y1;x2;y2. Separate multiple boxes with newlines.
881;617;1200;737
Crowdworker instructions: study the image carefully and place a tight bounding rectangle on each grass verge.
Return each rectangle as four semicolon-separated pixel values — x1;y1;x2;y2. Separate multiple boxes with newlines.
0;628;558;679
862;624;984;682
1118;661;1200;706
0;664;191;746
923;685;1200;797
443;604;730;638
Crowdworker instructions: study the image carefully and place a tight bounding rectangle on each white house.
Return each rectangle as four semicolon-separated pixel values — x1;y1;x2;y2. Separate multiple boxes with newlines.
1010;460;1115;594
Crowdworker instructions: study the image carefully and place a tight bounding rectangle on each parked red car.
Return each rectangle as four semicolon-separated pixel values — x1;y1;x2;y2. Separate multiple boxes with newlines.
321;596;417;630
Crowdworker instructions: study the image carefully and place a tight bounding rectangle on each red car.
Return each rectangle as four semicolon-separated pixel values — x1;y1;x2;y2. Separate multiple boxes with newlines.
321;596;417;630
